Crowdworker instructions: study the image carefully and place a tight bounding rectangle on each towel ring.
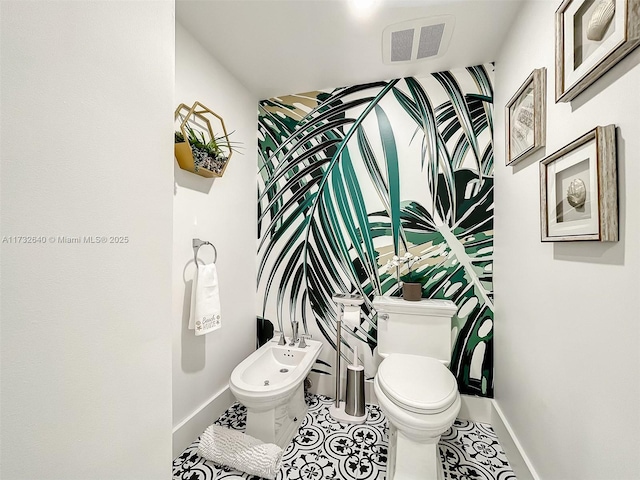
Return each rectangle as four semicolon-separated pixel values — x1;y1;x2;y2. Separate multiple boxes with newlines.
193;238;217;266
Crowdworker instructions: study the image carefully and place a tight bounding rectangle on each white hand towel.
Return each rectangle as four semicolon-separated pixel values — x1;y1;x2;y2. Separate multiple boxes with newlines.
198;425;283;480
188;263;221;336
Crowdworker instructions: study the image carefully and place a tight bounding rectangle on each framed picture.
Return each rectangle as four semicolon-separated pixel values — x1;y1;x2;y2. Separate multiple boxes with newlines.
505;68;546;166
540;125;617;242
555;0;640;102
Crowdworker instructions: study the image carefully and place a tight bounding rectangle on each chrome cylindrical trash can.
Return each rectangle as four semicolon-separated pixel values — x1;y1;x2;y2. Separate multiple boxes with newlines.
345;364;365;417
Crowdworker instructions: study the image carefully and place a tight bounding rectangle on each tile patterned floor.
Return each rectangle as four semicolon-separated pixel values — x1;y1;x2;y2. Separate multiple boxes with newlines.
173;394;516;480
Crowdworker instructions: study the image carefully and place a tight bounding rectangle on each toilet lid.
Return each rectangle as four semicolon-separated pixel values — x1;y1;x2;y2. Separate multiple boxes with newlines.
377;354;458;414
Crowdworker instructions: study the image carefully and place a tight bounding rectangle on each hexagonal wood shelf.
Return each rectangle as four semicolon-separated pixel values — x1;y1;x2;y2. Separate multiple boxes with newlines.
174;101;233;178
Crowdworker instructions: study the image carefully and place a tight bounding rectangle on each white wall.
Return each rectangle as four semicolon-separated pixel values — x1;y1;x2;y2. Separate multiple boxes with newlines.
172;23;257;455
0;2;174;479
494;2;640;479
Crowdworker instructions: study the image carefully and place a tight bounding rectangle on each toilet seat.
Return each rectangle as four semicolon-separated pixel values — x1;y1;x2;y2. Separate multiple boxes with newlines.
377;354;458;414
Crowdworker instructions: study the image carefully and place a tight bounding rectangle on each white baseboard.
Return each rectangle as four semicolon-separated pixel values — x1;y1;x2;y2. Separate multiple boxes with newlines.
457;394;493;423
491;400;540;480
172;386;235;459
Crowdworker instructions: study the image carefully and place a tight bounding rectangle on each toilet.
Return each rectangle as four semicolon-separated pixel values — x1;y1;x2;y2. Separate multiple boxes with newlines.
372;296;460;480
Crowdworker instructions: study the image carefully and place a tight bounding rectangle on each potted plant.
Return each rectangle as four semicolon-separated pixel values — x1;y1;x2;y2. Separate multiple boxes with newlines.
385;252;425;301
174;126;242;176
174;101;242;178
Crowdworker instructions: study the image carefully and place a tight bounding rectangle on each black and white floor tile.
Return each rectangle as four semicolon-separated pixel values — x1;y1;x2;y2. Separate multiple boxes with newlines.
440;420;515;480
173;394;515;480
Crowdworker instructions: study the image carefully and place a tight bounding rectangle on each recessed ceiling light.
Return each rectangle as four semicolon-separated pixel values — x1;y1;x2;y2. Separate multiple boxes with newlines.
348;0;381;19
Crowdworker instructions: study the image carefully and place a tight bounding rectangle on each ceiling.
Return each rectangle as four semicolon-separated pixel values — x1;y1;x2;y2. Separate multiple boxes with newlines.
176;0;524;99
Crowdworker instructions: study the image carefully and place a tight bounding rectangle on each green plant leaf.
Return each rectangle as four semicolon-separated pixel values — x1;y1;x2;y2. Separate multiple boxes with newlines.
374;105;401;257
432;71;483;180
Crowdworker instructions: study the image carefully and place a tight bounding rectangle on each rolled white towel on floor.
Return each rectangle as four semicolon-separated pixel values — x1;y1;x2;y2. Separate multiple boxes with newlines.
198;425;283;480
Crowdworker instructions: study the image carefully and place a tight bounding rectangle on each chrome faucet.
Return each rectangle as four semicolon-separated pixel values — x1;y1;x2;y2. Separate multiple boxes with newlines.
289;320;299;346
299;333;312;348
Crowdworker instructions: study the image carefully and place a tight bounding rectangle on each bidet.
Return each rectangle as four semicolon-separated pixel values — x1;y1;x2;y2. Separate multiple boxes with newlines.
229;335;322;448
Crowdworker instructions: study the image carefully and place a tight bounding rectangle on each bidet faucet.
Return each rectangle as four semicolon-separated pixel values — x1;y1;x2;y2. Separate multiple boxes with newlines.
299;333;312;348
290;320;299;346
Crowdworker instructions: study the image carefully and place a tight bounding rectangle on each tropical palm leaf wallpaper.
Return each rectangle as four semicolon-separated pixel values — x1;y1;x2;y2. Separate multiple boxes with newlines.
257;65;494;397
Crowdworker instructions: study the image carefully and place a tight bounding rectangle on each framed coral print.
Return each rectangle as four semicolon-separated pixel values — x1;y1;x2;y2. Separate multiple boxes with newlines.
540;125;617;241
505;68;546;166
555;0;640;102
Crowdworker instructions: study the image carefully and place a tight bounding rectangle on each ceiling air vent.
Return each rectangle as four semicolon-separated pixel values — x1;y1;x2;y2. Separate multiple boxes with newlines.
391;29;415;62
382;16;455;65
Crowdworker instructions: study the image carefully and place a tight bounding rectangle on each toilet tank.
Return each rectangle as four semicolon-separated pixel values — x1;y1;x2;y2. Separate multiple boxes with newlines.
373;296;458;364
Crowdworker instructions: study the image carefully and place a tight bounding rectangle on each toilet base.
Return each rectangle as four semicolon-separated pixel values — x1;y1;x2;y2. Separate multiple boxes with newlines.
387;424;444;480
